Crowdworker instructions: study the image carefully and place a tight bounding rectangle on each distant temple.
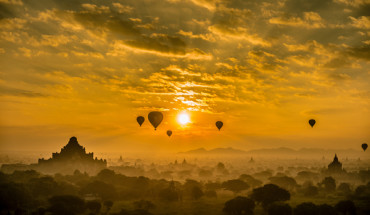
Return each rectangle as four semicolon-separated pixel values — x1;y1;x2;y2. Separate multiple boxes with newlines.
327;154;343;174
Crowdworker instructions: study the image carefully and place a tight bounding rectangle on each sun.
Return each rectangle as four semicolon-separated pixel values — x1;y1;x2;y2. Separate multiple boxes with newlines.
177;112;190;125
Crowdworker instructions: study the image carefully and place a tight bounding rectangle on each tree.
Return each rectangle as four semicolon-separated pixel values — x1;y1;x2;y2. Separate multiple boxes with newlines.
158;182;179;202
217;162;225;170
317;204;337;215
0;182;31;212
0;172;7;183
112;209;152;215
183;179;203;200
251;184;290;209
183;179;201;191
335;200;356;215
294;202;318;215
337;183;351;195
216;162;229;175
239;174;262;188
252;171;273;180
159;187;179;202
205;182;221;190
86;200;101;214
223;196;255;215
47;195;85;215
103;200;114;214
133;200;155;210
296;171;318;182
198;169;213;178
29;176;58;197
11;170;40;183
191;186;204;200
354;185;366;196
267;203;292;215
268;176;297;190
222;179;250;194
80;180;117;200
96;169;116;183
320;177;336;192
204;190;217;198
303;185;319;197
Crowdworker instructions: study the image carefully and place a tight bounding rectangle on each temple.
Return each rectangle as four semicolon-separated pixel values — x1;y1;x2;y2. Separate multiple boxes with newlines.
327;154;343;174
37;137;107;174
1;137;107;175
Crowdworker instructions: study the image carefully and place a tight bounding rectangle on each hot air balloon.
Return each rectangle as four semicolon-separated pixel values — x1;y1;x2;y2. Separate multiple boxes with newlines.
137;116;145;127
309;119;316;128
148;111;163;130
167;130;172;137
362;143;368;151
216;121;223;131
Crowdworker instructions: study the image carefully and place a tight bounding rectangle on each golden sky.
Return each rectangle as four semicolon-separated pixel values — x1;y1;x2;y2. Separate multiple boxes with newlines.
0;0;369;153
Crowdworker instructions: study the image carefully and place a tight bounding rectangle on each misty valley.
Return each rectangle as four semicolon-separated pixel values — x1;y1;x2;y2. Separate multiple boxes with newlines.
0;137;369;215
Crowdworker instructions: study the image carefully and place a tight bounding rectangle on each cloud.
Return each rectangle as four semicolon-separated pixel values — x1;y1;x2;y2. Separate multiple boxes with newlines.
349;16;370;29
111;2;133;13
269;12;326;28
301;108;346;116
246;50;285;73
348;44;370;60
110;39;212;60
324;57;353;68
0;2;17;19
70;9;140;37
334;0;370;7
283;0;333;13
282;40;361;69
177;30;216;42
40;34;75;47
81;3;110;13
0;0;22;6
189;0;220;11
124;34;187;55
209;24;271;46
30;5;213;60
206;5;271;46
0;17;26;30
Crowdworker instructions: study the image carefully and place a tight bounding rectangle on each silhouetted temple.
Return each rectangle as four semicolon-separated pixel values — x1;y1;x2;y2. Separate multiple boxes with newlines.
1;137;107;175
37;137;107;174
327;154;343;174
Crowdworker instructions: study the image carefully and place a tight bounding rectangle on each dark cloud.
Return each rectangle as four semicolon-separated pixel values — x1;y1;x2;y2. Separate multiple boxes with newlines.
107;16;141;36
124;35;187;55
284;0;333;13
302;108;347;115
52;5;200;56
0;2;24;19
348;44;370;61
348;3;370;17
23;0;86;11
0;86;48;97
328;72;351;80
323;57;352;68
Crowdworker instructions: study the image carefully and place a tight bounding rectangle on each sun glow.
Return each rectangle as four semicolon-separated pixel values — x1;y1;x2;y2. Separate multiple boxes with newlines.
177;112;190;125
